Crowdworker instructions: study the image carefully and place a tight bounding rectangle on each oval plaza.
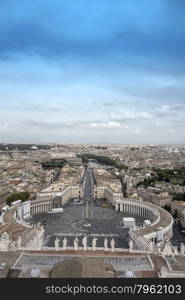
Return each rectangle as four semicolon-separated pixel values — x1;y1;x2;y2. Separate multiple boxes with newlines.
14;168;173;252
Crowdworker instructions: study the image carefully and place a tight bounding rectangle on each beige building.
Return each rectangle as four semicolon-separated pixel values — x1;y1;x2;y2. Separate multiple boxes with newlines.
30;184;83;215
170;201;185;227
150;192;171;207
94;168;123;204
94;186;123;204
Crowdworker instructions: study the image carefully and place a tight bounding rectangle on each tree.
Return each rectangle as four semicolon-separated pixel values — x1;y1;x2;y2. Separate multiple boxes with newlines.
163;205;170;212
6;191;30;206
42;159;67;169
173;209;178;219
172;192;185;201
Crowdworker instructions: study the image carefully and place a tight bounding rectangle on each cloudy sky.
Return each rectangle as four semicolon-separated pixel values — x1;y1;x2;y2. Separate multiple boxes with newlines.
0;0;185;144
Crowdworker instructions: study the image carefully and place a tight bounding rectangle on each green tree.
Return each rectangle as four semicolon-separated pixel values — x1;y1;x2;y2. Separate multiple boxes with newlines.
42;159;67;169
6;191;30;206
173;209;178;219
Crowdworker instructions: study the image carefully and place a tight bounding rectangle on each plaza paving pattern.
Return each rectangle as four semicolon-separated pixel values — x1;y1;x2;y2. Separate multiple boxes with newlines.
27;199;146;249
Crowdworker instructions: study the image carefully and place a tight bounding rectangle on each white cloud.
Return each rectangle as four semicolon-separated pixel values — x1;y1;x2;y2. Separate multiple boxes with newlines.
156;105;171;113
154;121;161;127
169;128;176;133
134;128;141;134
139;111;152;119
110;110;152;120
90;121;122;129
156;104;184;115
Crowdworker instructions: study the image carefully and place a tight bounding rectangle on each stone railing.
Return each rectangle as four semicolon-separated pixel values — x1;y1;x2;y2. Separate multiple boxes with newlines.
41;246;152;255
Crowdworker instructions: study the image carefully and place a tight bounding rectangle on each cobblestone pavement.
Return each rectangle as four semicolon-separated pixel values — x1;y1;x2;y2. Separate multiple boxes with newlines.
27;199;145;248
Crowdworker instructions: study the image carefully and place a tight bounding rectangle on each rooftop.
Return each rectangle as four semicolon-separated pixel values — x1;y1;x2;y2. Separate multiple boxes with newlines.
50;257;114;278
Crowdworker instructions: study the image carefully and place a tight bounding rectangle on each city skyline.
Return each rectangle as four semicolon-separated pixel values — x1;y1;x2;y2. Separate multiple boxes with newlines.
0;0;185;144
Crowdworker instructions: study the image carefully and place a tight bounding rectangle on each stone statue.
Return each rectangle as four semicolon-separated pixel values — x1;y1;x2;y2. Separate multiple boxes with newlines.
156;241;163;256
180;243;185;257
104;238;108;251
110;238;115;252
174;246;178;256
40;225;44;236
17;236;22;249
62;237;67;250
0;232;10;252
82;235;87;251
129;239;134;252
149;240;154;252
11;241;16;251
160;238;174;257
74;237;79;251
55;237;59;251
92;237;97;251
38;232;43;250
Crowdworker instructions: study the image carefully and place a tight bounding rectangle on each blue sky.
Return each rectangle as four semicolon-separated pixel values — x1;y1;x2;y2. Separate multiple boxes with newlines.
0;0;185;144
